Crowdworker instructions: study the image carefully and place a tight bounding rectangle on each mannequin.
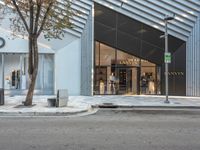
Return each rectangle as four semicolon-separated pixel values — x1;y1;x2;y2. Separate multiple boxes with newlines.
141;73;147;94
99;79;105;94
109;73;116;94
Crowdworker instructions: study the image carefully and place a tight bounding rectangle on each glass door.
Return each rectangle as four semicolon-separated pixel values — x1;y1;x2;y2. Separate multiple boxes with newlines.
115;67;138;95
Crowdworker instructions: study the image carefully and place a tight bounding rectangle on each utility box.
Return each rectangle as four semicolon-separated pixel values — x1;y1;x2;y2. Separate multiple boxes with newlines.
0;88;4;105
56;89;68;107
47;89;68;107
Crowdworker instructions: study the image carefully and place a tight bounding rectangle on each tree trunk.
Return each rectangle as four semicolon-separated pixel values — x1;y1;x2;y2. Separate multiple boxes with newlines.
24;37;38;106
24;70;37;106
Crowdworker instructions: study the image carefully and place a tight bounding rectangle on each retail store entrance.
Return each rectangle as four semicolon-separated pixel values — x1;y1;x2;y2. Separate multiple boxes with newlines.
94;42;161;95
113;67;139;95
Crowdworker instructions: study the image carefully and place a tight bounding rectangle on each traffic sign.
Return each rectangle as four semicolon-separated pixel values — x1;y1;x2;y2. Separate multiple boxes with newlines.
164;52;171;63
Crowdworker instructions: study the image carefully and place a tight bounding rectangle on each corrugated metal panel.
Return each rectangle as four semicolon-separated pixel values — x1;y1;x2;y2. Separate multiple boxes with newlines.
92;0;200;41
1;0;200;40
187;13;200;96
81;4;94;96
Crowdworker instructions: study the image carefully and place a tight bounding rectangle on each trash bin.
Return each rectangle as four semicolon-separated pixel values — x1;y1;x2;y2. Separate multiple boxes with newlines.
0;88;4;105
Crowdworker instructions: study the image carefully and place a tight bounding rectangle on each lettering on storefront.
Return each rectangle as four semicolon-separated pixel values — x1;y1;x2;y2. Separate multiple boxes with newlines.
167;72;184;76
119;59;148;65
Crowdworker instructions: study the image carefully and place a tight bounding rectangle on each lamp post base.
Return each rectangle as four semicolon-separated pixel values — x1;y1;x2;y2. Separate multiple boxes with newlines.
164;100;170;104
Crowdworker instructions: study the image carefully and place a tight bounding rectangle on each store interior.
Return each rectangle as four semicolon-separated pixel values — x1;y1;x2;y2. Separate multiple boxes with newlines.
0;53;54;95
94;3;185;96
94;42;161;95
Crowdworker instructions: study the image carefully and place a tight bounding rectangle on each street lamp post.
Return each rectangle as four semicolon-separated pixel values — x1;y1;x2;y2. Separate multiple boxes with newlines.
164;15;174;103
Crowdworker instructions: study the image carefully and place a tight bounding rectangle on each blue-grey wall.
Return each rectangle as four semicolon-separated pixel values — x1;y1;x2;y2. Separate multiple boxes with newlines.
186;14;200;96
81;4;94;96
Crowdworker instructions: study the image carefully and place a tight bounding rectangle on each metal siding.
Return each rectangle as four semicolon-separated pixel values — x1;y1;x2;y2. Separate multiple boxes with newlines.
197;16;200;96
187;12;200;96
186;40;190;95
80;4;94;96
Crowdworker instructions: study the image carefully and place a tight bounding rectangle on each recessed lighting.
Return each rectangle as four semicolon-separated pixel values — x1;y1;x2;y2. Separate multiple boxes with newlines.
137;29;147;34
95;10;103;17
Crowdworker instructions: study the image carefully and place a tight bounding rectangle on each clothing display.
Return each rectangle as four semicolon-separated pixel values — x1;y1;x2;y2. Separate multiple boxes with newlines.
99;81;105;94
148;81;155;94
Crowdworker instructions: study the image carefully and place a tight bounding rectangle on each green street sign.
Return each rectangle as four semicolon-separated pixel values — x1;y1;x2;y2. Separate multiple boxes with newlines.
164;52;171;63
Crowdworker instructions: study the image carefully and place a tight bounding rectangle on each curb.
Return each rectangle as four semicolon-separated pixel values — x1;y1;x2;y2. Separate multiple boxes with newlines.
95;107;200;115
92;104;200;115
92;104;200;109
0;108;94;117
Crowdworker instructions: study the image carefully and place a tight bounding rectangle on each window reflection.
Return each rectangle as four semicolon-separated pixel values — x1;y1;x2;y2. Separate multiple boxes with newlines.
99;43;115;66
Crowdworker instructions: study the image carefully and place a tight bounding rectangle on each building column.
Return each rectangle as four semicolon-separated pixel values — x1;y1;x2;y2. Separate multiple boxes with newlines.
1;54;4;89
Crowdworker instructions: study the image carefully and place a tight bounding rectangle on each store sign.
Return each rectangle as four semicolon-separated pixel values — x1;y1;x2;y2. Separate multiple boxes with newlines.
0;37;6;48
119;59;148;65
164;52;171;63
168;72;184;76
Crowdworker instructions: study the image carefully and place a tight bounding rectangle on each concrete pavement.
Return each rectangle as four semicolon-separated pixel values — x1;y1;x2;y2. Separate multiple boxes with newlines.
0;95;92;116
0;95;200;116
1;112;200;150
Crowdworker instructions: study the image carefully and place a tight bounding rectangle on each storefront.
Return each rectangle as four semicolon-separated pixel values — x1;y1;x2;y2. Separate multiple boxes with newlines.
0;53;54;95
1;1;199;97
93;4;186;96
94;42;161;95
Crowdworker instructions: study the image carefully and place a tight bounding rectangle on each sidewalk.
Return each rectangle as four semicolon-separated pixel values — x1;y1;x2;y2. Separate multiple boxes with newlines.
0;95;200;116
0;95;92;116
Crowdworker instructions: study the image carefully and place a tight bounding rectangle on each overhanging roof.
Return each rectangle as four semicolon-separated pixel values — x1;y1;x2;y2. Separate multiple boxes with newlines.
1;0;200;41
69;0;200;41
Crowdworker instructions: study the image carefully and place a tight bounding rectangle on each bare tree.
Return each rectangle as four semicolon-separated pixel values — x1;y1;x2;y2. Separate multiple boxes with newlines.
0;0;75;106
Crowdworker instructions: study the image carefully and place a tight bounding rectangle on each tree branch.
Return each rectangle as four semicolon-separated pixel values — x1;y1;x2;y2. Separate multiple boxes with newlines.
37;1;54;37
11;0;29;33
29;0;34;35
33;0;41;34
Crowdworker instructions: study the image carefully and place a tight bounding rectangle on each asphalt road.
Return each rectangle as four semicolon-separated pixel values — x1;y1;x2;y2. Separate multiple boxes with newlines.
0;110;200;150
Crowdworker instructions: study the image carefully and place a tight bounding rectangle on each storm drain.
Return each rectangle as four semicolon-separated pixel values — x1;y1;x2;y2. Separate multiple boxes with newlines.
96;103;118;108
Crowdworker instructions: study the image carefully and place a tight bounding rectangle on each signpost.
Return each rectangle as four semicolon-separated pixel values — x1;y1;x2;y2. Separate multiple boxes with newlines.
164;52;171;63
163;15;174;104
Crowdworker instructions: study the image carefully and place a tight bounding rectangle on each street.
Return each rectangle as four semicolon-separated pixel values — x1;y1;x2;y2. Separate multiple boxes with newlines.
0;110;200;150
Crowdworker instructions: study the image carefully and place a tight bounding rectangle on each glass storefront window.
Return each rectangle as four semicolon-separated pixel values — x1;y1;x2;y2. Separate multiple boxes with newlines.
94;41;160;95
140;59;157;95
95;42;100;66
94;42;116;94
141;59;155;67
140;67;156;95
44;54;54;90
99;43;115;66
117;50;140;67
35;55;43;90
1;53;54;94
4;54;21;90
